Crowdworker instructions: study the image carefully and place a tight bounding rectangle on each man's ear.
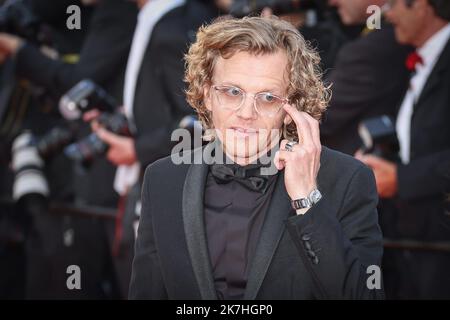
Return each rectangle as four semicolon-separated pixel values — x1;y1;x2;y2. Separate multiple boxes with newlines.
203;85;212;112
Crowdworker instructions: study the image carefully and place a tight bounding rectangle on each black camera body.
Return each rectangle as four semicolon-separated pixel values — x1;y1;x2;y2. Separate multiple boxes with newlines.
58;79;131;164
59;79;117;121
64;112;131;164
34;126;75;159
358;115;399;161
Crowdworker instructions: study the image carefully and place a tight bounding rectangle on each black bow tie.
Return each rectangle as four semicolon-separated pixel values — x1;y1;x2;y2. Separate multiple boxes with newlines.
209;163;271;193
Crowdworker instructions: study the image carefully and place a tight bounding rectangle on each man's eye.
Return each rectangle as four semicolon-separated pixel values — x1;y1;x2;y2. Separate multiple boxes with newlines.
261;93;276;103
225;87;241;97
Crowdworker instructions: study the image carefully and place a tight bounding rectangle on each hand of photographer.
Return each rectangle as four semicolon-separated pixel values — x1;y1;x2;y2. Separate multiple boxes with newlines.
355;150;398;198
83;105;126;123
84;105;136;165
83;109;101;122
93;124;137;166
0;33;24;60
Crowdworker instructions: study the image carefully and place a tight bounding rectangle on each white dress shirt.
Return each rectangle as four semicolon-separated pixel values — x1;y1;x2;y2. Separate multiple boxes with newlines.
396;23;450;164
115;0;185;195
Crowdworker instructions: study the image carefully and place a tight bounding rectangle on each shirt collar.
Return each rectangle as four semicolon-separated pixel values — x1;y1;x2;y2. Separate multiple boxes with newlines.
138;0;185;22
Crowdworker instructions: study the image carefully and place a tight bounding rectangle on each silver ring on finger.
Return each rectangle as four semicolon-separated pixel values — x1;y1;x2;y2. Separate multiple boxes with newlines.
285;140;298;152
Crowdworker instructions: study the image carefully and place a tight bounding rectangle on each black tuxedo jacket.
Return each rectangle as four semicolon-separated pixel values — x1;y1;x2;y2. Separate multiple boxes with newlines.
129;144;384;299
394;38;450;241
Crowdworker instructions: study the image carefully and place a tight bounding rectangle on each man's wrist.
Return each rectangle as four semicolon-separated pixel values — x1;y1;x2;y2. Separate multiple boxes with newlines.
290;184;317;200
291;187;322;214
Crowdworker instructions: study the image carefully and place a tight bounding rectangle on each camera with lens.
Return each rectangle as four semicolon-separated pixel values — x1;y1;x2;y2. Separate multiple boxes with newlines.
64;111;131;164
10;126;75;220
59;79;117;121
358;115;399;161
230;0;318;18
11;131;49;207
60;79;131;164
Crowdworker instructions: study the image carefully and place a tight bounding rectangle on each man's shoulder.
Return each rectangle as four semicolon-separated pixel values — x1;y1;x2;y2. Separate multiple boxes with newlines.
351;24;396;49
143;147;205;184
144;152;191;179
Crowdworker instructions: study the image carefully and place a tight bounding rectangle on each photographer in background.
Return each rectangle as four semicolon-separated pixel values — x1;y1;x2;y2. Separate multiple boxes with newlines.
232;0;355;72
0;0;138;299
89;0;220;195
320;0;411;155
0;0;137;207
0;0;132;100
356;0;450;299
0;0;93;299
77;0;220;297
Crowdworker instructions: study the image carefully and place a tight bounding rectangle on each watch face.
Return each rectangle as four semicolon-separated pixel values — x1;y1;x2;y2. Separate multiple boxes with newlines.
310;189;322;203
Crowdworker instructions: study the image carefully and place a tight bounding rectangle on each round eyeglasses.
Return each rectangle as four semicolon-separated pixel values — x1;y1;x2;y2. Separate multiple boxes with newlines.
211;85;289;117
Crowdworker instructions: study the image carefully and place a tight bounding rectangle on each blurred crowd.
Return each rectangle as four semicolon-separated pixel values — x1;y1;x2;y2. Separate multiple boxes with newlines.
0;0;449;300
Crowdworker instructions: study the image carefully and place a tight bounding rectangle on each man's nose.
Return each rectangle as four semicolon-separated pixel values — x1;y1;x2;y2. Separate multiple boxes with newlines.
236;95;257;119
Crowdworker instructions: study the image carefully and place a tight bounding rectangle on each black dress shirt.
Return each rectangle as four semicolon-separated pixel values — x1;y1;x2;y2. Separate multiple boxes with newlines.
204;164;278;299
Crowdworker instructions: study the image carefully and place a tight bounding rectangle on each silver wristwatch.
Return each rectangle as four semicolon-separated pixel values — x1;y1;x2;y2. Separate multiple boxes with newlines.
291;188;322;210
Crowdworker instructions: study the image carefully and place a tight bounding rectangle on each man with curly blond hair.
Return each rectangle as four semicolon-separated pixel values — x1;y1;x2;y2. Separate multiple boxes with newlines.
129;16;384;300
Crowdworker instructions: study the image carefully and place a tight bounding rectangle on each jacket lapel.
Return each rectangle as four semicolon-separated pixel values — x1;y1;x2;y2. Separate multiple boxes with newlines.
244;172;293;300
182;143;218;300
413;38;450;116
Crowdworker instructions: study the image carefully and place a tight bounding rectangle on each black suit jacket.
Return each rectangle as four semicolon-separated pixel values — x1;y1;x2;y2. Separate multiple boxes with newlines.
132;1;217;168
320;25;411;155
129;143;384;299
394;38;450;241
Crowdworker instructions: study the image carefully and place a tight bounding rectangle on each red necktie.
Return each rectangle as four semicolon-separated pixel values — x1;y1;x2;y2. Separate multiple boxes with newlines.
405;51;423;72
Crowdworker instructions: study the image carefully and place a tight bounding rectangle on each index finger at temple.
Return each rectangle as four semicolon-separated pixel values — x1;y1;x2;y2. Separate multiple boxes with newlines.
302;112;321;149
283;104;313;146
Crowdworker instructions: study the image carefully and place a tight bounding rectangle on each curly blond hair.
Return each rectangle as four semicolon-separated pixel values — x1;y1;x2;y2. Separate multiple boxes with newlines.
184;15;330;140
